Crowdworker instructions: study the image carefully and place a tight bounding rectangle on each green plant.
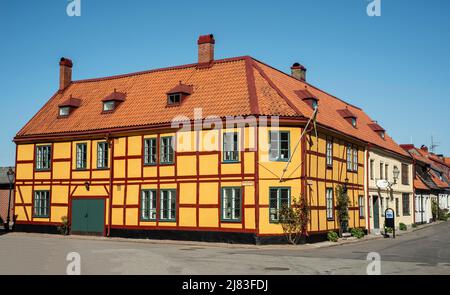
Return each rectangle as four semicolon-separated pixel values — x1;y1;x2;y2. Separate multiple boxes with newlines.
432;200;449;221
412;223;418;228
327;231;339;242
279;196;310;245
335;185;349;237
399;223;407;231
385;226;393;233
350;228;364;239
57;216;70;235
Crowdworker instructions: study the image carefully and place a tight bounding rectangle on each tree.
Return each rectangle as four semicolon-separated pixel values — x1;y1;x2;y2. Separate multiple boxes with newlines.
335;185;349;237
279;196;310;245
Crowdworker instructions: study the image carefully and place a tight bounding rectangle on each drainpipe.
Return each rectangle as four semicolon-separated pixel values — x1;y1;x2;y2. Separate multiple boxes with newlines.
366;144;371;234
107;135;114;236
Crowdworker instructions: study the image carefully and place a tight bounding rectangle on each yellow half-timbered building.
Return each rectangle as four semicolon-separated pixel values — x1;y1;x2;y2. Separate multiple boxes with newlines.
13;35;408;243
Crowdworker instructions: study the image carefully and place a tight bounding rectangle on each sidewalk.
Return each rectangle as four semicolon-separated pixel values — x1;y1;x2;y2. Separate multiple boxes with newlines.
3;221;445;251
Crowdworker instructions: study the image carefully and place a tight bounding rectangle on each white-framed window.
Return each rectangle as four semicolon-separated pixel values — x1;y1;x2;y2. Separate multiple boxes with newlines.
59;106;70;117
326;188;334;220
222;187;241;222
269;187;290;222
223;132;239;162
269;131;290;161
326;139;333;167
353;148;358;172
144;138;157;165
103;101;115;112
36;145;52;170
141;190;157;221
97;142;109;169
76;143;87;169
160;190;176;221
33;190;50;218
160;136;174;164
167;93;181;105
402;193;410;216
359;195;365;218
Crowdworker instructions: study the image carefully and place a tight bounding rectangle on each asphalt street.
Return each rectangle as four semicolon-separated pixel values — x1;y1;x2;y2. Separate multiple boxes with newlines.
0;222;449;275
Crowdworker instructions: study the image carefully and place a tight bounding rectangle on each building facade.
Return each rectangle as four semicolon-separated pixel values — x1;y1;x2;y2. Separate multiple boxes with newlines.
13;35;410;243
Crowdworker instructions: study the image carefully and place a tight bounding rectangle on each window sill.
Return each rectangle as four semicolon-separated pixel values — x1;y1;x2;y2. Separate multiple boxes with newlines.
159;162;175;166
35;169;51;172
222;160;240;164
159;219;177;223
95;167;110;171
33;215;49;219
221;219;242;223
327;218;335;222
143;163;157;167
75;168;88;171
326;165;333;170
140;218;157;222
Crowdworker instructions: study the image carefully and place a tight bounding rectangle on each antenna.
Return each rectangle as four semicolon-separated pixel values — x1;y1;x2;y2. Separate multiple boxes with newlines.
430;135;440;153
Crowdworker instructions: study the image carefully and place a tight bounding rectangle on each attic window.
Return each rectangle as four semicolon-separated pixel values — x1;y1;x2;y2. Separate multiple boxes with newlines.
168;93;181;105
294;89;318;110
337;108;357;128
58;95;81;118
102;89;126;113
166;82;193;106
368;122;386;140
59;107;70;117
103;101;115;112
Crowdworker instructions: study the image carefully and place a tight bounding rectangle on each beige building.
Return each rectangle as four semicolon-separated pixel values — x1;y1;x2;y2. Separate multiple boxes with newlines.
365;146;414;234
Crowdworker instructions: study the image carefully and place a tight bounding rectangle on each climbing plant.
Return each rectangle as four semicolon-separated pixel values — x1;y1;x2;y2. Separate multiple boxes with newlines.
335;185;349;237
279;196;310;245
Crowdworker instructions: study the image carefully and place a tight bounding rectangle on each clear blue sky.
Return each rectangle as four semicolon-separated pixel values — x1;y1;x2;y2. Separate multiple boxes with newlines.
1;0;449;167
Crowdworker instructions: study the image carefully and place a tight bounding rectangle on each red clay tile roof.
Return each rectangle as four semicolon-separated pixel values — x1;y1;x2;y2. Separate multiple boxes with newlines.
414;175;430;190
167;83;193;95
102;90;126;102
294;89;316;100
337;108;357;119
58;96;81;108
368;122;385;132
14;56;410;158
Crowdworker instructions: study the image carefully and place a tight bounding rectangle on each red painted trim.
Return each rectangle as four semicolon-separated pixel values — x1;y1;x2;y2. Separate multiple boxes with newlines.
245;57;259;114
366;144;371;234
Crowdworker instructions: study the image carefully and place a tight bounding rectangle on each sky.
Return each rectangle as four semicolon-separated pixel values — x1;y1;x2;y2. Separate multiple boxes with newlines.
0;0;449;167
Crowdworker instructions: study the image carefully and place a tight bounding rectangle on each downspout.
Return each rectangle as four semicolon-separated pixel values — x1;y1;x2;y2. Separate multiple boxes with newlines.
107;135;114;237
412;158;416;224
366;144;371;234
300;128;308;236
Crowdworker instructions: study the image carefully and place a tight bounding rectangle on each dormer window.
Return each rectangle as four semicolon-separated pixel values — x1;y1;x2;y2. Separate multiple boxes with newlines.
168;93;181;105
103;101;115;112
166;82;193;106
294;89;318;110
58;95;81;118
59;106;70;117
337;108;357;128
368;122;386;140
102;89;126;113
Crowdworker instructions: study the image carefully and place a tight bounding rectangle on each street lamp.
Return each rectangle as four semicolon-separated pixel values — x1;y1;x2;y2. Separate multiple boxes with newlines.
392;166;400;185
6;167;15;231
343;177;349;193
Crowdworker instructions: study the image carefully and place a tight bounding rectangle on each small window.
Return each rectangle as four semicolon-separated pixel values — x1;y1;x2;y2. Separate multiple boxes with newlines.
144;138;157;165
168;93;181;105
380;162;384;180
222;187;242;222
351;117;357;127
395;198;400;217
379;131;385;139
36;145;52;170
269;131;290;161
59;106;70;117
223;132;239;162
103;101;115;112
160;136;174;164
347;144;357;172
311;99;318;109
76;143;87;169
160;190;176;221
97;142;109;169
326;139;333;167
33;191;50;218
269;188;290;222
402;193;410;216
370;160;375;180
359;195;365;218
326;188;334;220
385;164;389;181
141;190;157;221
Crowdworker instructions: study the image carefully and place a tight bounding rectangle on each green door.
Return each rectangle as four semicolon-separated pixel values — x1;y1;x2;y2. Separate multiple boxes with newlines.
71;199;105;235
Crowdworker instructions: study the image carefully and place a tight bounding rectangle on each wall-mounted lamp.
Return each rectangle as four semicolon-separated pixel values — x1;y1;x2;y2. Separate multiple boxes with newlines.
84;181;90;191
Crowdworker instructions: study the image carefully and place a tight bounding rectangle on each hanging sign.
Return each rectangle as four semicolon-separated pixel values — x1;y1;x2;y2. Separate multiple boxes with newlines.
384;208;396;238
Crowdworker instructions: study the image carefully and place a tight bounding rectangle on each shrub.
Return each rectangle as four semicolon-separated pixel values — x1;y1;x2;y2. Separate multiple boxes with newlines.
412;223;418;228
279;196;310;245
399;223;407;231
385;227;393;233
57;216;70;235
350;228;364;239
327;231;339;242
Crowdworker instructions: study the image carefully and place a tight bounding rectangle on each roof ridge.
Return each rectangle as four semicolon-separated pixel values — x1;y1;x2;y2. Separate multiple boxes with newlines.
244;57;259;115
250;57;362;111
252;60;303;117
72;56;250;84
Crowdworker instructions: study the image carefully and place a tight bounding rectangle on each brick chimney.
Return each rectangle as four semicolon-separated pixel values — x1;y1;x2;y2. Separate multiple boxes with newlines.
291;62;307;81
59;57;73;91
197;34;215;65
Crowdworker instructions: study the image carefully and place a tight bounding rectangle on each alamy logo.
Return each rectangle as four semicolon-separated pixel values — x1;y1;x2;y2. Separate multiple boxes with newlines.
367;0;381;17
366;252;381;275
67;0;81;17
66;252;81;275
